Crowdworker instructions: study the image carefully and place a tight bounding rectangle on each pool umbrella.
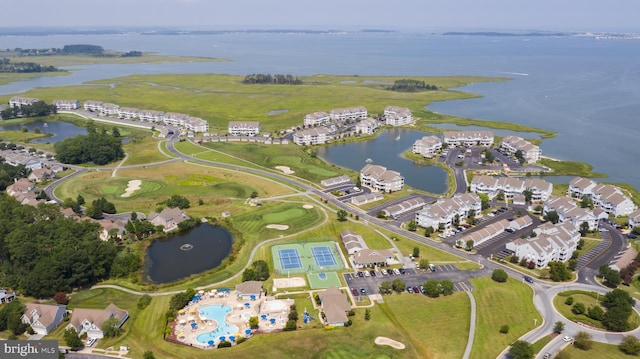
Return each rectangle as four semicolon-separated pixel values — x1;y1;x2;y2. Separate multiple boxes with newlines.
208;340;214;346
229;336;236;342
245;329;252;335
191;322;197;328
250;295;256;300
244;303;250;308
219;336;226;341
270;318;276;324
261;314;267;320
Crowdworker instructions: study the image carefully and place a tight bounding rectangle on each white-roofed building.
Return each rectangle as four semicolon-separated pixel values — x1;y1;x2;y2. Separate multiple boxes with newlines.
355;118;379;135
568;177;637;217
442;131;494;147
509;215;534;231
228;121;260;136
340;230;366;255
412;135;443;158
84;100;103;112
352;249;395;268
330;106;367;121
500;136;542;163
384;106;413;126
460;219;509;247
320;175;351;187
506;222;579;268
629;209;640;230
360;164;404;193
52;99;80;110
304;112;331;126
163;112;189;127
382;197;426;219
117;107;140;120
543;196;598;230
99;103;120;116
292;127;332;145
415;193;481;230
470;175;552;201
9;97;40;108
138;110;164;123
185;117;208;132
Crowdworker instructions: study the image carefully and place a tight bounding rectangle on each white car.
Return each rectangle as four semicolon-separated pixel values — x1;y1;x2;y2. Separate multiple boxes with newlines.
562;336;573;342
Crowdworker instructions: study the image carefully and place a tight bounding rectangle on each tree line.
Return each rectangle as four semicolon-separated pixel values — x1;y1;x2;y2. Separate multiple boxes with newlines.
54;123;125;165
5;45;142;58
0;196;124;298
0;58;60;73
1;100;57;120
242;74;303;85
387;79;439;92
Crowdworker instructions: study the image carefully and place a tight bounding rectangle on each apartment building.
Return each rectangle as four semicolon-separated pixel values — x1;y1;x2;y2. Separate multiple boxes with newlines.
629;209;640;230
100;103;120;116
52;99;80;111
543;196;599;230
138;110;164;123
568;177;637;217
442;131;494;147
500;136;542;163
162;112;189;127
355;117;379;135
9;96;40;108
83;100;103;112
329;106;368;121
185;117;209;133
506;222;579;269
293;127;332;145
360;164;404;193
117;107;140;120
382;197;426;219
384;106;413;126
415;193;481;230
303;111;330;126
470;175;553;201
412;135;443;158
228;121;261;136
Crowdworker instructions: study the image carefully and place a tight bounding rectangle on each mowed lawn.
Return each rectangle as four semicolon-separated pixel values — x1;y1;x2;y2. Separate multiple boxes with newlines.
54;161;296;215
381;292;471;359
469;277;542;359
231;202;325;240
562;341;631;358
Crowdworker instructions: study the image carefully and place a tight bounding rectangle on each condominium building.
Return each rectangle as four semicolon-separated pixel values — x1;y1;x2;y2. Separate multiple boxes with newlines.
52;99;80;111
100;103;120;116
84;100;103;112
303;112;331;126
185;117;209;133
138;110;164;123
543;196;599;230
228;121;261;136
382;197;426;219
329;106;368;121
117;107;140;120
415;193;481;230
9;96;40;108
506;222;579;269
355;118;379;135
292;127;332;145
384;106;413;126
442;131;494;147
412;135;443;158
162;112;189;127
568;177;637;217
360;164;404;193
629;209;640;230
470;175;553;201
500;136;542;163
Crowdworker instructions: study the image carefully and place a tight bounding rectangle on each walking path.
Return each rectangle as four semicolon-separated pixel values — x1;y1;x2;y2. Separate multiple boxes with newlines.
462;290;477;359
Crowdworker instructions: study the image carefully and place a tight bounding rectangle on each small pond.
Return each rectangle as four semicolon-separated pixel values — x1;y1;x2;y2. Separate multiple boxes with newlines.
0;120;86;143
144;224;233;284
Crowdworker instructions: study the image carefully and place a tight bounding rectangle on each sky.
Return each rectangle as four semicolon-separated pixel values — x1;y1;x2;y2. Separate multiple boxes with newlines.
1;0;638;32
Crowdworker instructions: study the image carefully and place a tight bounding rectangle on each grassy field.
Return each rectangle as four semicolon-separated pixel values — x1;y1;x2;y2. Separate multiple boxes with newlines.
469;277;542;359
562;341;630;358
0;129;51;143
231;202;325;241
54;161;296;216
554;290;640;330
530;334;553;355
122;136;175;165
0;74;506;134
538;158;607;178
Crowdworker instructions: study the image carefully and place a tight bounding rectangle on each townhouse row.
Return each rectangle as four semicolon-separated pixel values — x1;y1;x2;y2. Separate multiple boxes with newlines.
470;175;553;201
415;193;482;230
506;221;579;269
500;136;542;164
568;177;637;217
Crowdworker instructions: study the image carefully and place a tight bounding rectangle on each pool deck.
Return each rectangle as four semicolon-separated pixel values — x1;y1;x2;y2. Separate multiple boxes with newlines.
173;289;291;349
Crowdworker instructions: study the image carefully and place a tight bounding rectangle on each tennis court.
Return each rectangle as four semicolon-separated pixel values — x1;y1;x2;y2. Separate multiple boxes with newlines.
310;246;337;267
277;248;302;270
271;241;344;275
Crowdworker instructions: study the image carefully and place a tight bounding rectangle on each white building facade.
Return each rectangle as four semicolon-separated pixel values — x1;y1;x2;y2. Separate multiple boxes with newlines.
360;164;404;193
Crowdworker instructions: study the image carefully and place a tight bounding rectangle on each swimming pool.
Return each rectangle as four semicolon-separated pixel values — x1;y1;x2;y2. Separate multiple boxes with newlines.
195;305;239;344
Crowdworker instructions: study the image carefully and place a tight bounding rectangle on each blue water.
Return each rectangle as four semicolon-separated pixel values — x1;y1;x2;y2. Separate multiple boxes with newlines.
0;120;86;143
195;305;239;344
0;32;638;189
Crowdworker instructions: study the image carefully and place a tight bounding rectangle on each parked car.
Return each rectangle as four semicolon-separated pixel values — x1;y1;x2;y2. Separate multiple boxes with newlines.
419;285;425;294
358;272;364;278
413;286;420;294
364;271;370;277
562;336;573;342
524;276;534;283
407;286;414;294
370;270;376;277
387;269;395;276
352;288;359;296
393;268;401;275
360;288;367;295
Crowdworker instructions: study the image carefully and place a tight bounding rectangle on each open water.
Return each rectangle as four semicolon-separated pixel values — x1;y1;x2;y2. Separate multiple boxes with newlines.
1;31;638;189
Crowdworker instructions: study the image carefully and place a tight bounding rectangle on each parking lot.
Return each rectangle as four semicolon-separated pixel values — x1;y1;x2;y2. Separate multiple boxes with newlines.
344;264;476;298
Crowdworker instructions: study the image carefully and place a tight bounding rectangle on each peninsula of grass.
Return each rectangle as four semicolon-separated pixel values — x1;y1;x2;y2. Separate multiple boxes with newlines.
0;71;68;86
553;290;640;330
469;276;542;359
0;129;50;143
538;157;607;178
4;73;506;134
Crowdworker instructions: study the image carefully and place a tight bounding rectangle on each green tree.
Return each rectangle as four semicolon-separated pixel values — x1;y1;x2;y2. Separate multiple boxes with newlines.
249;316;259;329
508;340;533;359
102;316;123;338
376;210;387;219
440;279;454;296
166;194;190;209
553;321;565;333
419;259;430;270
574;331;593;350
587;305;604;321
572;302;586;315
549;261;571;281
64;329;83;349
602;306;632;332
465;240;474;251
337;210;348;221
392;279;406;293
567;258;578;271
424;227;433;237
483;149;495;163
76;194;85;205
143;351;156;359
112;127;121;138
496;190;505;201
407;220;417;231
580;195;594;209
424;279;440;298
453;214;460;227
600;265;622;288
412;247;420;258
492;269;508;282
500;324;509;334
523;189;533;203
379;281;393;295
619;336;640;355
543;211;560;224
479;193;490;210
579;222;589;237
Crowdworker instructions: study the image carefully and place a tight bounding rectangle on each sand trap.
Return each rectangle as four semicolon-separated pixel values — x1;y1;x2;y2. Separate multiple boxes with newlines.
266;224;289;230
273;277;306;289
121;180;142;197
275;166;295;174
375;337;405;350
303;204;314;209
